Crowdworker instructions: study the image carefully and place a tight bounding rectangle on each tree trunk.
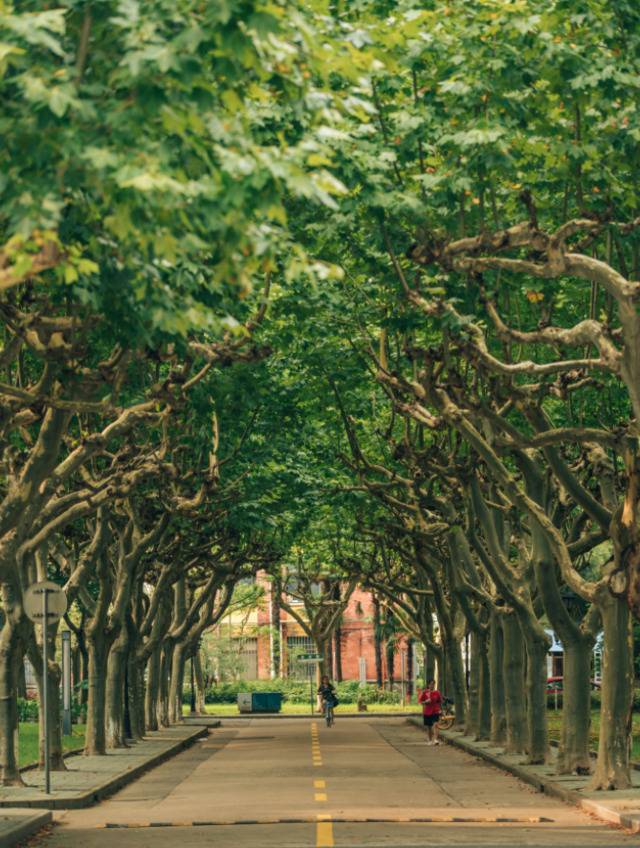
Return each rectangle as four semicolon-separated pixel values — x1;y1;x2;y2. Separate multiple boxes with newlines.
557;637;593;774
194;649;206;713
465;630;480;737
489;614;506;745
425;644;437;686
17;662;26;699
0;622;24;785
168;641;186;724
158;643;172;727
127;654;145;741
406;638;414;698
35;658;65;770
84;639;108;755
589;594;633;790
523;631;549;764
385;638;395;689
334;627;343;682
502;614;527;754
373;595;383;687
477;631;491;740
105;631;128;748
444;635;467;728
145;646;161;731
75;628;89;707
270;583;281;680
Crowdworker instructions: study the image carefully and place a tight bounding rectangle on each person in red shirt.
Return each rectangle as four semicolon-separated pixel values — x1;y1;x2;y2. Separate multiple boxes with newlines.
418;678;442;746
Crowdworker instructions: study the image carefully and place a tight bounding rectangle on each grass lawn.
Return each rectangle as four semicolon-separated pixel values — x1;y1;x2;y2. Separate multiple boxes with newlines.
18;723;86;768
546;710;640;761
183;701;419;717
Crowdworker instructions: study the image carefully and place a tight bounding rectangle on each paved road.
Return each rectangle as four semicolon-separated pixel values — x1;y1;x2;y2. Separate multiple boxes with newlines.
33;718;637;847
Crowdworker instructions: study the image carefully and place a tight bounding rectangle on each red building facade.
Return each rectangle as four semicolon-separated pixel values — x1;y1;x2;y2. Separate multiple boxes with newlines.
254;583;414;685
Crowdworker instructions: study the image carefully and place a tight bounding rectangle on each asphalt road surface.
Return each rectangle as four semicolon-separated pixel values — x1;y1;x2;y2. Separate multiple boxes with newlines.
32;718;638;848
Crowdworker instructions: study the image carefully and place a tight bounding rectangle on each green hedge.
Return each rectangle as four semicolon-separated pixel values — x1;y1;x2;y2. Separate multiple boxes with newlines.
193;679;404;705
18;698;39;722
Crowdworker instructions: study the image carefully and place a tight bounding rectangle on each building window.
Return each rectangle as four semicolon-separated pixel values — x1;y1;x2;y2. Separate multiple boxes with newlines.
238;638;258;680
287;635;315;677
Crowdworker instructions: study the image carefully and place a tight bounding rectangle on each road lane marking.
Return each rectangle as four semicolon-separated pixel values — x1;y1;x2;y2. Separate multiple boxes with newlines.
314;780;326;788
316;817;334;847
314;793;327;801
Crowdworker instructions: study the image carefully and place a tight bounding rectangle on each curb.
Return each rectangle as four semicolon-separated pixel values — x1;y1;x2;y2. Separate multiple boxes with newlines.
20;746;84;774
407;718;640;833
97;813;552;828
0;811;52;848
0;726;208;811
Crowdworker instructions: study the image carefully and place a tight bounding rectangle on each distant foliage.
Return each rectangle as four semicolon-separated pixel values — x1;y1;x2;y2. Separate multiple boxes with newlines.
194;678;404;705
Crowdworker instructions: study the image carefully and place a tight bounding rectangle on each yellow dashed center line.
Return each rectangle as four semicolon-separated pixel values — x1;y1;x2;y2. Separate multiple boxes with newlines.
310;722;333;846
317;817;334;847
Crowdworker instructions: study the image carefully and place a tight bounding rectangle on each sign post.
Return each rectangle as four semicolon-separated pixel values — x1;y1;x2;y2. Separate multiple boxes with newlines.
298;654;322;715
61;631;72;736
23;581;68;795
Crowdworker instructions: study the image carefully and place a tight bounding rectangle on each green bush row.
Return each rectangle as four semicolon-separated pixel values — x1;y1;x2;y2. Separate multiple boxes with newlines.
18;698;39;722
188;679;405;705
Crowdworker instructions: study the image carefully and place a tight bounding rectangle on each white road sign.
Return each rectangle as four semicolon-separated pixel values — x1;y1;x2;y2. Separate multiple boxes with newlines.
23;580;68;624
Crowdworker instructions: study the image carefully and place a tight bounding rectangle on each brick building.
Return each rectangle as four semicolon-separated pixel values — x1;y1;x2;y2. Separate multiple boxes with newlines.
210;577;419;687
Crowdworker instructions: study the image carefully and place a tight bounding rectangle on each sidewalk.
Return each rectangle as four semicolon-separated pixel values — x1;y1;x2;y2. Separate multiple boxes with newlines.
0;810;51;848
0;724;209;811
408;718;640;832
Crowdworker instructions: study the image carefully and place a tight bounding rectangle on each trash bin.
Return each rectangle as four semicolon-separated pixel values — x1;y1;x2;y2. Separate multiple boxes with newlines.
251;692;283;713
237;693;252;713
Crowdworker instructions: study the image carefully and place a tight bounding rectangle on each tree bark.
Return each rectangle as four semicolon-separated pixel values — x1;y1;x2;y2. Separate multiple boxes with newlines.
270;580;281;679
465;630;480;737
589;593;633;790
557;638;593;774
524;632;549;764
105;630;129;748
158;642;172;727
489;613;506;745
194;649;206;713
502;613;527;754
443;634;467;728
144;646;161;731
0;621;24;785
477;630;491;740
84;637;108;755
373;595;383;686
334;627;343;682
127;650;145;741
385;635;395;689
168;641;186;724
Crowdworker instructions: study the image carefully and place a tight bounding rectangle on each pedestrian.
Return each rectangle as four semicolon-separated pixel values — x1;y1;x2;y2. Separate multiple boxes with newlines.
418;678;442;746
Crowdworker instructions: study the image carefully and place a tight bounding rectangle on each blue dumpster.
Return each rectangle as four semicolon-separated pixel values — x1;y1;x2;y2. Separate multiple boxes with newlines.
251;692;283;713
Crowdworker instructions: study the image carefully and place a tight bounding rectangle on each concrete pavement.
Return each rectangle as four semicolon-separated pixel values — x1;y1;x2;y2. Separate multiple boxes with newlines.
0;725;207;809
28;717;639;847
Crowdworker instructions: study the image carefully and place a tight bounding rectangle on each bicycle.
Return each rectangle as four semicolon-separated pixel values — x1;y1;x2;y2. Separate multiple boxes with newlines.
437;697;455;731
323;699;335;727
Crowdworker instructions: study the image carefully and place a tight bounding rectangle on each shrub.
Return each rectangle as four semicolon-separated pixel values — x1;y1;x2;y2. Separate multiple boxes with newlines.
18;697;39;722
200;678;404;705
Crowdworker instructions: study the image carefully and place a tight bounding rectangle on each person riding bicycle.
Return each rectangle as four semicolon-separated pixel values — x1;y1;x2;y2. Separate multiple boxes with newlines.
318;675;337;715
